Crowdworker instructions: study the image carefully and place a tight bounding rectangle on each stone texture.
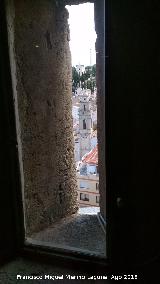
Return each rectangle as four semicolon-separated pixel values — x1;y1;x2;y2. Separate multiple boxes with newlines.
29;211;106;257
6;0;78;236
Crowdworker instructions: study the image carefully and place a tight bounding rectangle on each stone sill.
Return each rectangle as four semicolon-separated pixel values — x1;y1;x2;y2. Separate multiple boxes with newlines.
28;207;106;258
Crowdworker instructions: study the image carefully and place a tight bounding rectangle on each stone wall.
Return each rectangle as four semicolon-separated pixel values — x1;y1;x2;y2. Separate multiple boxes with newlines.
6;0;78;236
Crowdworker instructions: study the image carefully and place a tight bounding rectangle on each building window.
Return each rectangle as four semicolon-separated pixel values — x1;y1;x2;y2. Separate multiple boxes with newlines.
80;193;89;201
96;196;100;203
80;181;89;189
84;104;86;111
96;165;99;174
96;183;99;190
83;119;86;129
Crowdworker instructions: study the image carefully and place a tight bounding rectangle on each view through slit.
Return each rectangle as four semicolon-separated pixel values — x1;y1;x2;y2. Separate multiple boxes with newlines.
11;1;106;257
68;3;100;213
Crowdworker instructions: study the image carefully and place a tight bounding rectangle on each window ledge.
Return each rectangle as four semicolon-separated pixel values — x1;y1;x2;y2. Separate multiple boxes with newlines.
26;210;106;258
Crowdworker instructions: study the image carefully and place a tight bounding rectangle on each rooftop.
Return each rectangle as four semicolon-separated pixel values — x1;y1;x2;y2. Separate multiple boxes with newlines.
82;144;98;165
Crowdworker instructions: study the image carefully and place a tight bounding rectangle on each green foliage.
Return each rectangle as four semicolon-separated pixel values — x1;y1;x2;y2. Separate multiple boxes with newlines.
72;65;96;93
85;66;92;73
72;67;80;84
91;64;96;77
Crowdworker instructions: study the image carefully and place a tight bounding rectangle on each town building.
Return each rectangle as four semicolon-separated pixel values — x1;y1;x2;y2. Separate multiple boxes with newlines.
79;91;92;160
77;144;99;207
74;137;80;162
90;129;97;150
72;87;97;162
72;87;99;206
77;173;99;207
75;64;85;76
91;109;97;128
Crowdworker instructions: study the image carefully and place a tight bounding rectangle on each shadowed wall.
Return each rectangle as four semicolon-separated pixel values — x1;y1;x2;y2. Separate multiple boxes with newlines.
6;0;78;236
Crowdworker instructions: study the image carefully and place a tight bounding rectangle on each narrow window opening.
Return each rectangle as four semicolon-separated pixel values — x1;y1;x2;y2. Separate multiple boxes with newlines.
68;2;105;257
83;119;86;129
11;1;105;258
80;193;89;202
96;195;100;204
96;183;99;190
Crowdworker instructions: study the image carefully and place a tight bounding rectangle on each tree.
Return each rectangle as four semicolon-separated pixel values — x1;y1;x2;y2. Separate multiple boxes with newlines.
83;81;87;89
85;66;92;74
72;67;80;90
80;72;85;83
91;64;96;77
72;65;96;92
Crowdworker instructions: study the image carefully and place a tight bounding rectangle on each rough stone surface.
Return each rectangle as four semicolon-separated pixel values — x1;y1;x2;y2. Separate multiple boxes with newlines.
29;212;106;257
6;0;78;236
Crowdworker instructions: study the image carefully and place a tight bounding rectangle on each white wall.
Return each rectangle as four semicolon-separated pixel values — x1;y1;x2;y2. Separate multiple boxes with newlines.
74;141;80;162
91;137;97;149
76;173;99;207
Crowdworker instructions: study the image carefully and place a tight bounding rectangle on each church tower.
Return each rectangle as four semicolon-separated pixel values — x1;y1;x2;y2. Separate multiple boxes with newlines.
79;90;91;159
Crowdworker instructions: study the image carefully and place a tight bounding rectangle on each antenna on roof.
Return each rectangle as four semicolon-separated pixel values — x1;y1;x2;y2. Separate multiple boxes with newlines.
90;48;92;66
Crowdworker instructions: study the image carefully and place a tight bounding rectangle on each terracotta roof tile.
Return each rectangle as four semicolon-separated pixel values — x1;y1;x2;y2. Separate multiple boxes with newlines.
82;144;98;165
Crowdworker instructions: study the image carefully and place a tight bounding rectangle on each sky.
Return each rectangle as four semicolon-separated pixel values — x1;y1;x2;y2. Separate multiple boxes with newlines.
66;3;97;67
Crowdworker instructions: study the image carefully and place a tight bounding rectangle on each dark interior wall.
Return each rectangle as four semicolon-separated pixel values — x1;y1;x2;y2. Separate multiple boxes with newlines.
0;22;16;259
0;0;24;260
108;0;160;266
94;0;106;221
